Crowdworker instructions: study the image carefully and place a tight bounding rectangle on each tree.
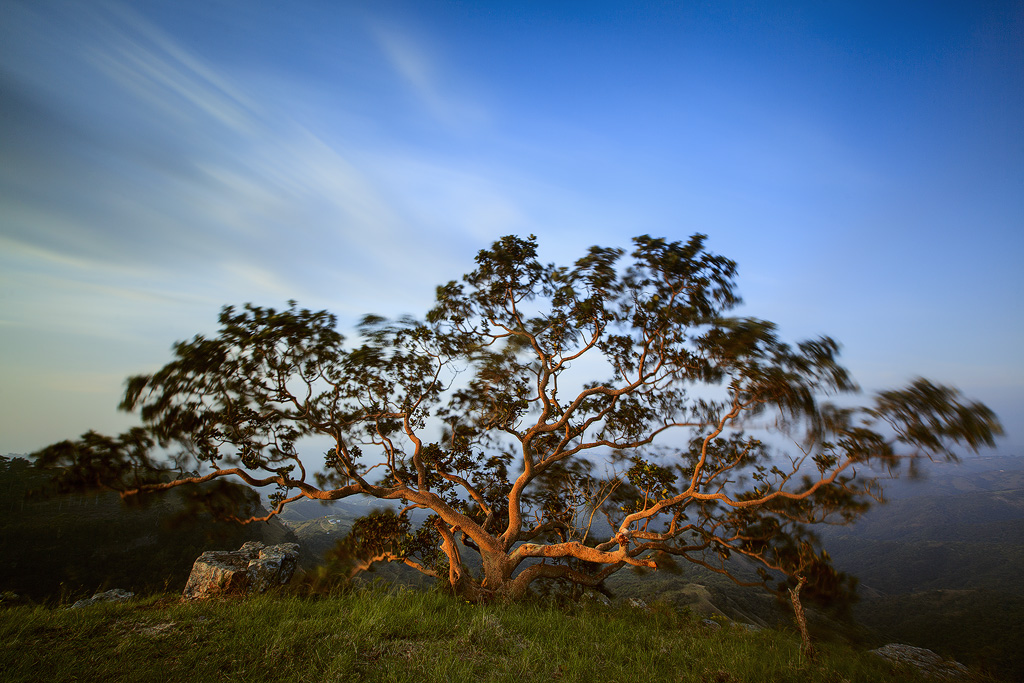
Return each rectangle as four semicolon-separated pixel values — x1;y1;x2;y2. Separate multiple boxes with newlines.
35;234;1002;605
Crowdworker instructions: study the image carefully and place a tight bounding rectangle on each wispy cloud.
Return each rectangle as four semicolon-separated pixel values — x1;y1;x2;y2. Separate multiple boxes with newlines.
370;23;487;130
2;2;412;299
94;3;262;130
0;0;527;336
90;39;254;132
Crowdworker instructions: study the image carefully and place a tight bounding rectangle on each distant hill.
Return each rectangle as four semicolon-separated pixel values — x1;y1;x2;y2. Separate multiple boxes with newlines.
820;455;1024;594
282;513;359;568
275;496;392;522
819;454;1024;680
0;456;296;602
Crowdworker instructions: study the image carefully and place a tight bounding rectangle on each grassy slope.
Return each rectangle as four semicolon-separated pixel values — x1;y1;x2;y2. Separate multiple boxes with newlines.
0;587;971;683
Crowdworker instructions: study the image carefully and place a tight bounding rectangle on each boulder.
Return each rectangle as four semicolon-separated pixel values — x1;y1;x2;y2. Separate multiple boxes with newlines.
870;644;971;681
70;588;135;609
182;541;300;600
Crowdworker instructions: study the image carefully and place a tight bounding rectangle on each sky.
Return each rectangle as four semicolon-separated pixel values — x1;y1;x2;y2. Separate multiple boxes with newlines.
1;0;1022;456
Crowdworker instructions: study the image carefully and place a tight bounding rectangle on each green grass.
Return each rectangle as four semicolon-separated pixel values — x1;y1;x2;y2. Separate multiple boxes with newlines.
0;587;993;683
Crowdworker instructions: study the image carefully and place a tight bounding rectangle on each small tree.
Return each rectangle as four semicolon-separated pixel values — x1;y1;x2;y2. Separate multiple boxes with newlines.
35;234;1001;605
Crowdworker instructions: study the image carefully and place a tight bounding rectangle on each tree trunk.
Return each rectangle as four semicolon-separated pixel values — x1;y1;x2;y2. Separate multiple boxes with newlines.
789;576;815;661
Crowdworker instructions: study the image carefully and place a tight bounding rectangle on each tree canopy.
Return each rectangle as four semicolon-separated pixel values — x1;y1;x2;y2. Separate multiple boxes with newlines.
35;234;1002;604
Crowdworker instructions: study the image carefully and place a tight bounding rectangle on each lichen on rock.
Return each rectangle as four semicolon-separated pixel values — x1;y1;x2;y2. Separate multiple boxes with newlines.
870;643;971;681
182;541;300;600
70;588;135;609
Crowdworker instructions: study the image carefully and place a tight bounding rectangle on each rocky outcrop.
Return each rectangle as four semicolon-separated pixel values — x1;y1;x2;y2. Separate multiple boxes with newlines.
870;644;971;681
182;541;300;600
70;588;135;609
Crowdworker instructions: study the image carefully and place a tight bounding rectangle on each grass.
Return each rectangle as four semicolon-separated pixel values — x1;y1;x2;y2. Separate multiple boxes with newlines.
0;586;992;683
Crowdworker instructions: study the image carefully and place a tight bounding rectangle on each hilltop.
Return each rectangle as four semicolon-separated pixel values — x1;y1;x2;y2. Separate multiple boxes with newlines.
3;453;1022;679
0;587;985;683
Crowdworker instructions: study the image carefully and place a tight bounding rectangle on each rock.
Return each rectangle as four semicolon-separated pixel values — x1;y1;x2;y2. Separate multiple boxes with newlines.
182;541;300;600
70;588;135;609
870;644;971;681
247;542;301;593
627;597;648;609
701;618;722;630
731;622;761;632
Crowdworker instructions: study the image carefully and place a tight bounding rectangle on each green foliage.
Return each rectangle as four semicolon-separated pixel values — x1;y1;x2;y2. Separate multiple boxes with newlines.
32;234;1002;609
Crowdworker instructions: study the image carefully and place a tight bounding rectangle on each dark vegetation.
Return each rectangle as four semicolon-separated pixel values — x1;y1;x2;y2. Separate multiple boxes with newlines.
0;456;294;601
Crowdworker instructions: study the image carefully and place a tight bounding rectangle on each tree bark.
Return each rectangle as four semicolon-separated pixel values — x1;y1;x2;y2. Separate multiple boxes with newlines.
789;576;816;661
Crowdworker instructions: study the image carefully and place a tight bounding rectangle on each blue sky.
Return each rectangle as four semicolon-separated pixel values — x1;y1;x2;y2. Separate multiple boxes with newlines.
1;0;1021;455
